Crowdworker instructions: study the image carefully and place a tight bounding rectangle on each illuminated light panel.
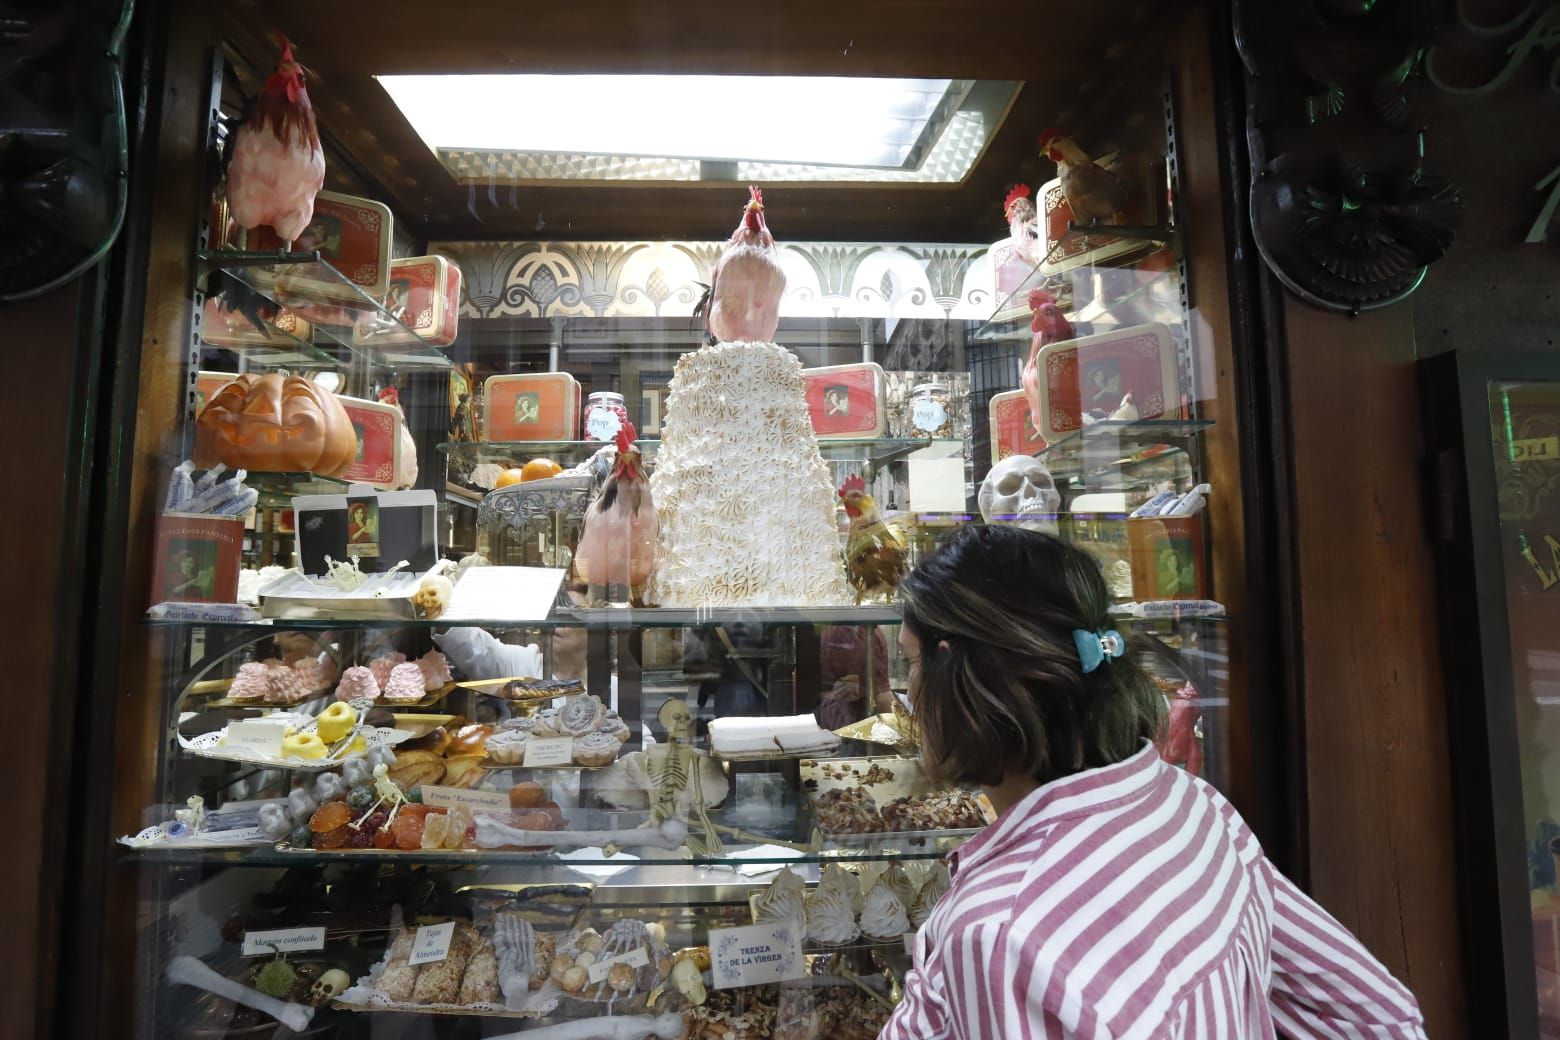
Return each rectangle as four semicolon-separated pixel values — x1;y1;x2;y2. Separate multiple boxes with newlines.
377;74;956;168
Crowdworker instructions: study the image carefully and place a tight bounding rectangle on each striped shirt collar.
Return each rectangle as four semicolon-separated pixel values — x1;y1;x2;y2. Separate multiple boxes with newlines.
950;742;1164;880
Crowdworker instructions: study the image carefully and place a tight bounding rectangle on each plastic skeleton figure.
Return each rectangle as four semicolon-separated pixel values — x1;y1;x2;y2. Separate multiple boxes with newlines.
350;763;410;832
645;699;722;856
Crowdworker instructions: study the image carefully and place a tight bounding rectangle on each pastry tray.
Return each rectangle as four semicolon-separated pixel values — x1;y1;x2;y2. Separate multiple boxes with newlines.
799;756;992;841
178;712;414;770
191;679;457;710
832;713;918;751
455;676;586;703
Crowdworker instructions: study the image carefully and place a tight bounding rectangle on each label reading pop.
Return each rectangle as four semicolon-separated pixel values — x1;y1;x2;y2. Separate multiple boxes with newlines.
420;785;509;813
911;399;948;433
585;406;622;442
524;736;575;768
225;720;286;757
410;922;456;966
586;945;650;984
242;926;326;957
709;921;806;990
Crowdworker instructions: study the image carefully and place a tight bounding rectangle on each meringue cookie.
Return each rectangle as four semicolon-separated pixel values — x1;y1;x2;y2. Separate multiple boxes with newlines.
334;665;379;703
753;868;807;926
382;662;426;703
860;880;910;940
415;650;453;691
911;862;951;928
805;881;860;946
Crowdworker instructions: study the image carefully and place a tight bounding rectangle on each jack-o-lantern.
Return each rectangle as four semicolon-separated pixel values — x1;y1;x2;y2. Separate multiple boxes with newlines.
195;373;358;475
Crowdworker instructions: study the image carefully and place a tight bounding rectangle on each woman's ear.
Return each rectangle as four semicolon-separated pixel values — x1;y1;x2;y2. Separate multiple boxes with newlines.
937;640;951;653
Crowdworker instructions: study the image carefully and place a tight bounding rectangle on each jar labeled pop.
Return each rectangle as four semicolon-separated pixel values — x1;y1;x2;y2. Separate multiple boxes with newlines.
909;383;953;438
584;391;628;441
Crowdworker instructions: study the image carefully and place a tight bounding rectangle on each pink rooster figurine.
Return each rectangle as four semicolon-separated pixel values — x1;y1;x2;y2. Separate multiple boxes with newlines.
226;36;326;245
574;422;658;605
704;186;786;344
1003;184;1041;266
1019;288;1075;432
377;386;419;489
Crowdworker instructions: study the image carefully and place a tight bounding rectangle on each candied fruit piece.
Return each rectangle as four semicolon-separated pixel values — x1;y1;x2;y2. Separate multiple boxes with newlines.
343;827;374;849
371;823;395;849
347;786;374;810
288;825;312;849
391;813;424;850
443;806;474;850
309;801;352;833
314;824;350;849
421;812;450;850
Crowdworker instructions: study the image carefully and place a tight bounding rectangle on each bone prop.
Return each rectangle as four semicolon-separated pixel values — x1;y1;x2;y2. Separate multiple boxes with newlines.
475;815;689;852
166;955;315;1033
486;1011;685;1040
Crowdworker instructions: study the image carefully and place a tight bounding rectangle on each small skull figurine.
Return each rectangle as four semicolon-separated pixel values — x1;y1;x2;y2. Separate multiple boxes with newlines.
308;968;351;1007
412;574;455;619
978;455;1061;534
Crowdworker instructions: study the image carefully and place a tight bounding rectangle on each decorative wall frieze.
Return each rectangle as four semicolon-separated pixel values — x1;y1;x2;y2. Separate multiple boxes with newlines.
428;240;994;322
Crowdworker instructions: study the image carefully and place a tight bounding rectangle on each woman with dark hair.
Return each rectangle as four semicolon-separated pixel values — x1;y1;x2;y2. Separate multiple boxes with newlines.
880;525;1424;1040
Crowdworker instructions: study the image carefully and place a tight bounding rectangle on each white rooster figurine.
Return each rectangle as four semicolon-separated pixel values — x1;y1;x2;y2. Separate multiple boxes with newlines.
226;36;326;245
703;186;786;344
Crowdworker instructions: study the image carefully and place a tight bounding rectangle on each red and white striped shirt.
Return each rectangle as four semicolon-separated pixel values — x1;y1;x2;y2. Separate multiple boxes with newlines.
881;744;1424;1040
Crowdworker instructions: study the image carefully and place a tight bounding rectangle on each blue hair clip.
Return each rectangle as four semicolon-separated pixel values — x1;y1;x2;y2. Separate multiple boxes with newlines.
1073;628;1125;674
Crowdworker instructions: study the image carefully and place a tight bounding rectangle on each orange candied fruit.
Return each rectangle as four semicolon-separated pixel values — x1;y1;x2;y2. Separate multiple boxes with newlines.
371;822;396;849
309;801;352;833
314;824;350;849
391;813;425;850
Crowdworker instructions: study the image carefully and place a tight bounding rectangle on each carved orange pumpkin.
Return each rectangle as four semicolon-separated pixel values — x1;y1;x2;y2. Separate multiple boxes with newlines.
195;373;358;475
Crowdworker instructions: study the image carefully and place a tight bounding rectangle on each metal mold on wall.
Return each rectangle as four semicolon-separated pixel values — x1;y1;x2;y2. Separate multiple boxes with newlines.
1232;0;1464;314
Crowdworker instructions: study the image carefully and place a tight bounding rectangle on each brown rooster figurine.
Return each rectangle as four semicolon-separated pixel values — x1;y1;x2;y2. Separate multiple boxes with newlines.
575;421;659;605
1020;288;1075;435
839;474;908;605
1038;129;1128;227
704;186;786;344
226;36;326;244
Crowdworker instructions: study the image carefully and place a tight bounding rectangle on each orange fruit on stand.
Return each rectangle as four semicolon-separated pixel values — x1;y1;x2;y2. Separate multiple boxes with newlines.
521;458;563;482
494;467;526;488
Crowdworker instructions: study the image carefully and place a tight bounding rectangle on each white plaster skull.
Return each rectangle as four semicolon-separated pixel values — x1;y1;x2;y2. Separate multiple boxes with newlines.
978;455;1061;533
308;968;350;1006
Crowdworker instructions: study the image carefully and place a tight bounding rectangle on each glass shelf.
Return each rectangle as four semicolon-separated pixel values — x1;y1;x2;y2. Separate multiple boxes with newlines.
440;437;958;468
1039;418;1212;489
198;250;452;370
244;471;348;504
972;226;1177;343
145;604;907;632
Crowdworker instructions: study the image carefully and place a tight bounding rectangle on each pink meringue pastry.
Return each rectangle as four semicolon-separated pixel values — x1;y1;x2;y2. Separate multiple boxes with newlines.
368;652;408;691
335;665;380;703
382;662;427;703
262;660;310;705
228;662;271;703
415;650;453;691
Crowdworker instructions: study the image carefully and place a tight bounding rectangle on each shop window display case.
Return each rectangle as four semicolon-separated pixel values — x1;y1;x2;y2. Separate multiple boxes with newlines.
101;5;1255;1038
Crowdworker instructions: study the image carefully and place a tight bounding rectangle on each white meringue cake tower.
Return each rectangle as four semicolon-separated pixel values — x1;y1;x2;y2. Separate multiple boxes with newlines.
648;188;851;607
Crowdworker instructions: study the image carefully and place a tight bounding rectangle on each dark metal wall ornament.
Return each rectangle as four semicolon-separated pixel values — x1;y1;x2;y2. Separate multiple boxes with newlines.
1233;0;1465;314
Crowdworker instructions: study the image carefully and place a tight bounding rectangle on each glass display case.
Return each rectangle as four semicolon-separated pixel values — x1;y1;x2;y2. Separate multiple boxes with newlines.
1425;351;1560;1038
109;10;1246;1038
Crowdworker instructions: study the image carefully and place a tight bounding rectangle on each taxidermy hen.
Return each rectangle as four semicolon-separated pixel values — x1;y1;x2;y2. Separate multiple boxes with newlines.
575;422;659;604
226;37;325;244
704;186;786;343
839;474;907;605
1037;129;1128;226
1020;288;1075;433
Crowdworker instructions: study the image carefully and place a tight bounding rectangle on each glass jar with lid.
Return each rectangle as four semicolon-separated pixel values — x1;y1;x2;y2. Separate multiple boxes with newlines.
908;382;954;438
583;391;628;441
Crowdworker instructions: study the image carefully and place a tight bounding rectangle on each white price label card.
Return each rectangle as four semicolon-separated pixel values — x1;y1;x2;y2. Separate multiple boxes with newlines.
410;922;456;966
420;785;509;813
709;921;805;990
225;720;286;757
523;736;574;768
586;945;650;985
242;926;326;957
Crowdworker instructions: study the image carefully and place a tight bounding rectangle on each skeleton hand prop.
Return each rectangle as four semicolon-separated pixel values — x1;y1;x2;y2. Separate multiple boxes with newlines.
166;955;314;1033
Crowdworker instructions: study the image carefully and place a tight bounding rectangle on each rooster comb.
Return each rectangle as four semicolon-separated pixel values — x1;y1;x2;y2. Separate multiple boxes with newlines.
1028;288;1058;310
1037;128;1066;149
839;474;867;497
377;386;399;404
1003;184;1032;212
747;185;764;209
615;420;638;455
